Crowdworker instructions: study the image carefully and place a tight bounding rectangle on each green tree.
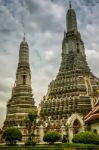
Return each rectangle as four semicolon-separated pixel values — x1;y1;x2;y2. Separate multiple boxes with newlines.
43;130;61;144
2;127;22;145
72;131;99;144
24;111;37;140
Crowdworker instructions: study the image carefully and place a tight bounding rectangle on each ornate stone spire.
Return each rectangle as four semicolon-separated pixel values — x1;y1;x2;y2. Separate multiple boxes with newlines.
40;5;99;122
19;34;29;64
16;36;31;86
66;2;78;33
4;37;37;134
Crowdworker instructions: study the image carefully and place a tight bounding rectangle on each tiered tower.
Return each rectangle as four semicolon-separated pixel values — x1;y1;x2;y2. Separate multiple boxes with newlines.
40;4;99;122
4;35;36;128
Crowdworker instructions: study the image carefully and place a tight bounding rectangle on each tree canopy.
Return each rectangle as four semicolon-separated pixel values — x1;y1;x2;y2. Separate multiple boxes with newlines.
24;110;37;145
72;131;99;144
43;130;61;144
2;127;22;145
24;111;37;135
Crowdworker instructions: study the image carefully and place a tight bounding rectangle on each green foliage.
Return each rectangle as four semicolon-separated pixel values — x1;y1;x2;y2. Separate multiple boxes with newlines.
25;139;36;146
30;132;35;139
24;111;37;145
72;131;99;144
62;135;68;143
24;111;37;134
28;111;37;123
43;130;61;144
24;111;37;135
0;143;99;149
2;127;22;145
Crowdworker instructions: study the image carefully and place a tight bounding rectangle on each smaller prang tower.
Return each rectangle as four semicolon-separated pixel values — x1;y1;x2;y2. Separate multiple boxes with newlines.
4;35;36;128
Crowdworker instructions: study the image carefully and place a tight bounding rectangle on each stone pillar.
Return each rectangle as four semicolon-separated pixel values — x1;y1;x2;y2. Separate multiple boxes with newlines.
61;125;65;138
68;127;73;143
39;125;44;143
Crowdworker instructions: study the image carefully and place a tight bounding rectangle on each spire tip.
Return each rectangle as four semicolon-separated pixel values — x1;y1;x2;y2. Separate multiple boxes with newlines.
69;1;72;9
23;32;25;41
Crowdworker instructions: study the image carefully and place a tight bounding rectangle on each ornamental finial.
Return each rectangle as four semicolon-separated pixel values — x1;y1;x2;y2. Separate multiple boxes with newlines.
23;32;25;41
69;1;72;9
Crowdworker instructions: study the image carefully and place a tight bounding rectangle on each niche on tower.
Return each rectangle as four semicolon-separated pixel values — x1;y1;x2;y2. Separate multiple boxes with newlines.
77;43;80;53
23;74;26;84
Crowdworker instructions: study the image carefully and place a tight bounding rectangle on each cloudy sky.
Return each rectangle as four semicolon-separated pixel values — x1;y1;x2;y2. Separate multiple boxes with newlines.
0;0;99;127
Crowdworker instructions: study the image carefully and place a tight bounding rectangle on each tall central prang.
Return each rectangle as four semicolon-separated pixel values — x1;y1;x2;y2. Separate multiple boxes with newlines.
4;35;36;132
40;3;99;122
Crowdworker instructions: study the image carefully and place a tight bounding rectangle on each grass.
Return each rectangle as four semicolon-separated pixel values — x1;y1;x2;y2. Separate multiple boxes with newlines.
0;143;99;150
61;143;99;148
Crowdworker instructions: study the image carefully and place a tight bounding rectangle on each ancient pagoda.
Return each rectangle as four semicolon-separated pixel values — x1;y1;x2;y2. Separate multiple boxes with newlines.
40;3;99;125
4;35;36;134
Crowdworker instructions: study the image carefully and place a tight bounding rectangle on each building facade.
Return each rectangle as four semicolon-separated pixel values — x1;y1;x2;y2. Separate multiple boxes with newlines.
39;4;99;142
3;36;37;141
85;100;99;135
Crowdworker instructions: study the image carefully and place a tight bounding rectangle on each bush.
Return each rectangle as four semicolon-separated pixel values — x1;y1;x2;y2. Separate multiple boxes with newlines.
2;127;22;145
72;131;99;144
43;130;61;144
62;135;68;143
25;139;36;146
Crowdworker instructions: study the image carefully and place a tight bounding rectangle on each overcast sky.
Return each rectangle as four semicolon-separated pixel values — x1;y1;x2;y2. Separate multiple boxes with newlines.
0;0;99;127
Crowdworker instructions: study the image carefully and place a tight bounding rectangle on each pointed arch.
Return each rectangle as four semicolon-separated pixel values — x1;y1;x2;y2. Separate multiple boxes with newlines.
66;113;84;127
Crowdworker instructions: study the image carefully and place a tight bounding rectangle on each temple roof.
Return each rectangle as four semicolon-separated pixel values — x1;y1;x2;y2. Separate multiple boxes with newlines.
84;100;99;123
